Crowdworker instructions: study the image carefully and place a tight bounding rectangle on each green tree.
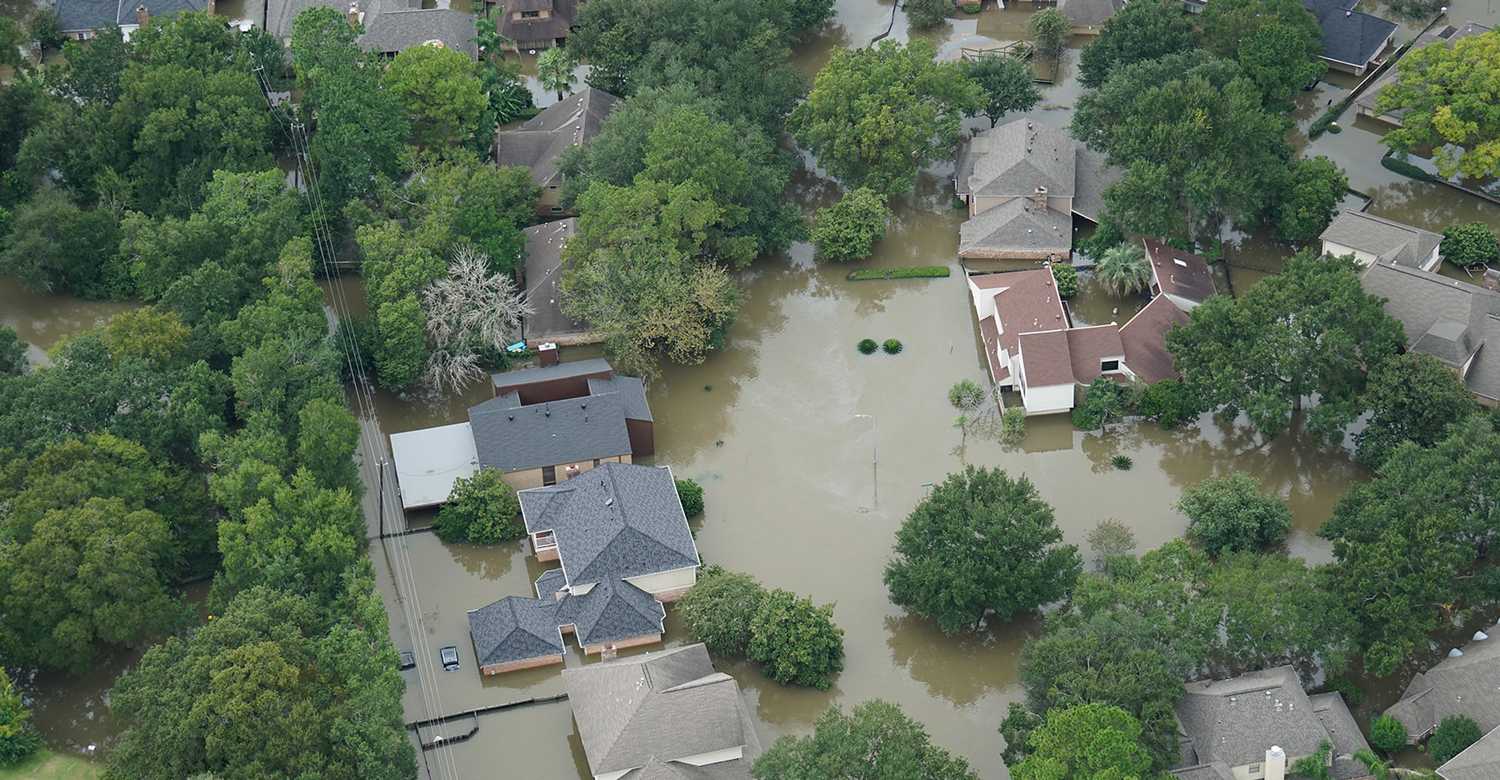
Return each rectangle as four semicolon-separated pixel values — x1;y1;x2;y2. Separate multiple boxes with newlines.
433;468;524;544
1052;264;1079;298
0;326;26;376
1094;243;1151;296
748;588;845;689
1078;0;1197;88
1429;715;1482;765
0;496;191;670
675;477;705;517
296;398;361;494
885;466;1082;633
949;378;986;410
1072;378;1133;432
1179;472;1292;556
1166;252;1404;440
1274;156;1348;242
0;188;123;298
810;187;889;262
1356;352;1478;469
962;54;1041;127
678;566;767;657
1440;222;1500;269
1029;8;1070;59
373;294;428;389
1200;0;1325;107
790;39;982;196
1369;715;1407;754
55;26;129;104
536;45;577;100
101;308;191;366
1205;552;1356;678
0;668;40;766
1378;30;1500;180
1086;519;1136;566
753;700;978;779
905;0;950;29
1291;741;1333;780
391;156;540;271
999;702;1045;766
383;44;487;152
1134;379;1201;429
1010;703;1154;779
215;469;365;607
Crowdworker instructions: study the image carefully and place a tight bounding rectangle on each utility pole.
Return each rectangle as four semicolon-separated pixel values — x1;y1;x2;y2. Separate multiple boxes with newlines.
378;458;386;539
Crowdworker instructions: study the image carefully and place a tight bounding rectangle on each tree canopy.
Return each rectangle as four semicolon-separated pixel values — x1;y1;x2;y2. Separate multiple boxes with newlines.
753;700;978;779
678;565;768;657
1378;30;1500;180
963;54;1042;128
810;187;889;263
1355;352;1478;468
1009;704;1154;780
1199;0;1325;108
1441;222;1500;268
1078;0;1197;88
748;588;845;689
382;44;488;153
434;468;524;544
1179;472;1292;556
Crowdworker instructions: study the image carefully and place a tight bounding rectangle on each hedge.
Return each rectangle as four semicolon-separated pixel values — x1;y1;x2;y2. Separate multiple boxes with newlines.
847;266;951;281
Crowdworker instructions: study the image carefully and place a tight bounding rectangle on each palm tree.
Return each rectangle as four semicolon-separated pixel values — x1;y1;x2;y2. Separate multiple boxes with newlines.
1290;741;1333;780
1093;243;1152;297
536;46;577;101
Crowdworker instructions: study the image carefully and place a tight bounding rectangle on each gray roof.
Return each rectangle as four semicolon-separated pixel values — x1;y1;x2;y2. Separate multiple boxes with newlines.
57;0;202;31
522;219;590;341
1439;725;1500;780
1073;145;1118;223
467;391;634;472
1171;765;1234;780
535;567;568;598
1176;667;1333;770
467;595;564;666
1355;22;1493;124
519;463;698;586
262;0;341;38
563;644;760;778
555;579;666;646
1386;631;1500;740
496;87;620;187
588;375;652;422
959;198;1072;257
1060;0;1124;28
1309;692;1375;780
1321;210;1442;269
1360;262;1500;401
490;356;614;391
359;9;477;57
963;119;1076;200
1303;0;1396;66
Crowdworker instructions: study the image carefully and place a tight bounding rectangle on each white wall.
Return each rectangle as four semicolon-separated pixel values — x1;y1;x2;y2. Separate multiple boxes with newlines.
969;279;1001;321
625;566;698;598
677;746;744;766
1322;241;1377;267
1022;383;1074;415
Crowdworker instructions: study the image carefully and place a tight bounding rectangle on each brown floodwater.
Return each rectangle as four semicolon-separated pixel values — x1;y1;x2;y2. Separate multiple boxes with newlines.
0;278;135;367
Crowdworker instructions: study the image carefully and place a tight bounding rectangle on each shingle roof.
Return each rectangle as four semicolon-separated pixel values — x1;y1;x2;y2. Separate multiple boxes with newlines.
555;579;666;646
588;375;653;422
490;357;614;393
497;0;579;43
519;463;698;586
1355;22;1493;124
467;391;633;472
1321;210;1441;269
1386;631;1500;740
467;595;564;666
563;644;759;777
1176;667;1330;770
57;0;202;32
522;219;590;341
262;0;341;38
964;119;1077;200
979;269;1070;359
1073;145;1118;223
959;198;1072;258
1439;725;1500;780
1066;325;1126;384
1144;239;1217;306
1303;0;1397;66
1060;0;1124;28
1171;764;1235;780
495;87;619;187
359;9;478;57
1308;692;1376;780
1018;329;1075;387
1360;262;1500;401
1120;294;1189;383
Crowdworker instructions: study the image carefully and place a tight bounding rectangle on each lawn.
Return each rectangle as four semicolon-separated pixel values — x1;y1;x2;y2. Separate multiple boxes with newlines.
0;751;103;780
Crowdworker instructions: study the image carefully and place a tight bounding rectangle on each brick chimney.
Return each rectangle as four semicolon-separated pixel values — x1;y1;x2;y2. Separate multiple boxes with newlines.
1031;185;1048;210
537;342;559;366
135;3;149;26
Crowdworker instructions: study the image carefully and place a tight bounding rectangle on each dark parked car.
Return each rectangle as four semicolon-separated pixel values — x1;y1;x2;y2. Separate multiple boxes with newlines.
439;646;460;672
398;651;416;670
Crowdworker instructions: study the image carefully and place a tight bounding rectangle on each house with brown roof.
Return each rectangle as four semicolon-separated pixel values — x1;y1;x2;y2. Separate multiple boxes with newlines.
954;119;1115;260
494;0;579;50
495;87;619;216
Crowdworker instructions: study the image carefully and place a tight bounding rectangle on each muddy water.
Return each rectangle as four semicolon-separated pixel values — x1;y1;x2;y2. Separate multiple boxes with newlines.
0;278;135;367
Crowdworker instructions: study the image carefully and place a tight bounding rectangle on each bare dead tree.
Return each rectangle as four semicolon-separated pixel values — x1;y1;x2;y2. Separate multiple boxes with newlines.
419;245;533;395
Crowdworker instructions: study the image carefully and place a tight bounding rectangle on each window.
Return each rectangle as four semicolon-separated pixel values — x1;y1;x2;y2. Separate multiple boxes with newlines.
550;206;564;214
542;465;557;485
520;9;540;17
1100;359;1120;372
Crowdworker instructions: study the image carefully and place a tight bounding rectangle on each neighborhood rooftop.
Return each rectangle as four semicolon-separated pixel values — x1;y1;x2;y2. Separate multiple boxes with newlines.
1302;0;1397;68
1321;210;1443;270
57;0;202;32
1385;626;1500;741
1360;262;1500;403
495;88;620;189
521;219;592;344
469;391;635;473
1438;726;1500;780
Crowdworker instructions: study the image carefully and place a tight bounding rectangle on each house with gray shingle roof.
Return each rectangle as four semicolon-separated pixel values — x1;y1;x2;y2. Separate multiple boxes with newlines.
954;119;1117;260
253;0;477;57
1058;0;1125;33
1439;725;1500;780
1302;0;1397;75
56;0;204;40
563;644;762;780
1385;628;1500;743
521;218;601;346
496;87;620;216
1171;666;1373;780
1359;262;1500;406
467;594;567;674
1322;210;1442;272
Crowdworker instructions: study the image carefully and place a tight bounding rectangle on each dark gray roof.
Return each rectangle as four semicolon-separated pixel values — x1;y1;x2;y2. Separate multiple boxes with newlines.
1439;725;1500;780
555;579;666;646
563;644;760;777
1321;210;1441;269
1303;0;1396;66
57;0;202;32
490;357;614;391
467;595;564;666
262;0;344;38
588;376;652;422
522;219;590;341
1386;631;1500;740
1171;765;1234;780
519;463;698;586
1309;692;1375;780
359;9;477;57
535;567;567;598
1360;262;1500;401
495;88;619;187
1176;667;1330;770
467;390;633;472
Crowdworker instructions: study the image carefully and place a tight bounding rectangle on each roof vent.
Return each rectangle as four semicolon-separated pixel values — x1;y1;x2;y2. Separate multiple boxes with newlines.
604;497;614;507
507;415;514;421
1477;630;1490;641
1450;648;1465;657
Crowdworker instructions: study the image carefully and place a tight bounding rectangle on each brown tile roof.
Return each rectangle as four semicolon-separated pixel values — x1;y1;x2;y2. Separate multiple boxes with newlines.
1143;239;1217;305
1018;329;1074;386
1066;325;1126;384
1120;295;1189;383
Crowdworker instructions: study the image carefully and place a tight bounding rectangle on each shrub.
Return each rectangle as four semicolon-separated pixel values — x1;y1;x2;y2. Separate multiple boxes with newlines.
1321;676;1363;707
1369;714;1408;755
0;668;41;766
1135;379;1200;429
434;468;523;544
1086;519;1136;566
882;339;903;355
1076;220;1124;259
905;0;951;30
857;338;879;354
1028;7;1069;58
1441;223;1499;269
748;589;845;689
1001;407;1026;441
1179;473;1292;556
1052;264;1079;298
1429;715;1482;765
1111;454;1133;470
811;188;890;262
1072;378;1132;432
847;266;950;281
678;566;766;658
675;477;705;517
948;379;986;411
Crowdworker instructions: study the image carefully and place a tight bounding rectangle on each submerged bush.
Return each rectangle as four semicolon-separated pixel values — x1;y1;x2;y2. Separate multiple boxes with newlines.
1052;264;1079;299
675;477;705;517
882;339;903;355
1111;454;1133;470
857;338;879;354
949;379;986;410
811;188;890;262
434;468;523;544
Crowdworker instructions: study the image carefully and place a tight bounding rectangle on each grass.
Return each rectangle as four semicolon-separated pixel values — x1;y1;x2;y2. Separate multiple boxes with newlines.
847;266;950;281
0;750;104;780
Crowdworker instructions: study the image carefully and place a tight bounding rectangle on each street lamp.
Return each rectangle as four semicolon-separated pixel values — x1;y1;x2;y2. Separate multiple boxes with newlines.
854;413;878;507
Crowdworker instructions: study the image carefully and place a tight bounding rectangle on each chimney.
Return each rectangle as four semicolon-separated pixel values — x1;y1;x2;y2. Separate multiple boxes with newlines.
1265;746;1286;780
135;3;149;26
206;0;215;15
1032;185;1048;210
538;342;559;366
564;464;580;480
347;0;362;27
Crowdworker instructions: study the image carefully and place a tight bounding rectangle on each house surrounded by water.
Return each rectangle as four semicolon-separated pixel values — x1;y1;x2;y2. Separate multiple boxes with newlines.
495;87;620;216
1358;261;1500;407
1321;210;1442;272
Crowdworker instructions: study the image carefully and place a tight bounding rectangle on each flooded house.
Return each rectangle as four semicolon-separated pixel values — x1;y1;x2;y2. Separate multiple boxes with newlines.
1171;667;1373;780
1058;0;1125;34
968;241;1216;414
57;0;204;40
389;355;653;509
520;218;600;346
254;0;477;57
1299;0;1397;75
1384;628;1500;743
1358;261;1500;407
467;462;699;674
1355;21;1495;127
563;644;762;779
495;87;620;216
493;0;580;50
1321;210;1443;272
